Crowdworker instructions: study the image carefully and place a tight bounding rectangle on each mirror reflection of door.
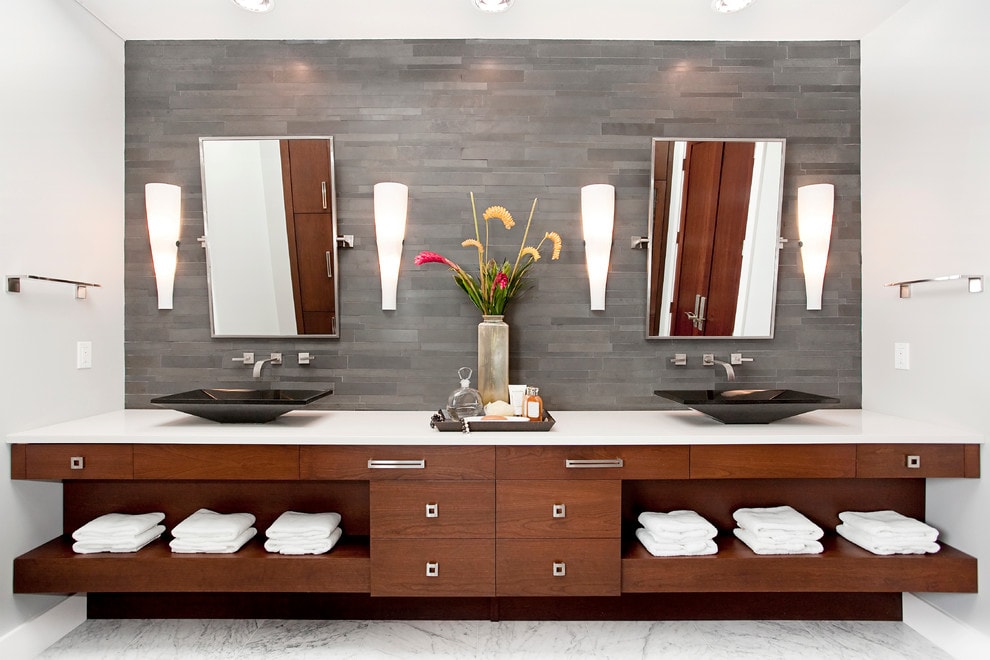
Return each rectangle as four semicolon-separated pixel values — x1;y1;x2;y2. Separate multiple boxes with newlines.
280;139;336;335
670;141;755;336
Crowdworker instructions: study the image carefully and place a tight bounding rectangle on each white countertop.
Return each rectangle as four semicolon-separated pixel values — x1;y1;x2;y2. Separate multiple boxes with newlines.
6;409;984;446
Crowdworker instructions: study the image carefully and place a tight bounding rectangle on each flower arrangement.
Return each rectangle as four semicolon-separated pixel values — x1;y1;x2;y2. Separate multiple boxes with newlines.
414;193;562;316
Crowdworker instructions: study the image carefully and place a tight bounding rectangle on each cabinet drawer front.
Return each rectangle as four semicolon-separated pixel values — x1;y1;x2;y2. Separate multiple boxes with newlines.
690;444;856;479
301;446;494;481
371;482;494;538
133;445;298;480
496;539;620;596
370;539;494;596
22;444;133;480
496;446;688;480
857;444;967;478
497;480;620;539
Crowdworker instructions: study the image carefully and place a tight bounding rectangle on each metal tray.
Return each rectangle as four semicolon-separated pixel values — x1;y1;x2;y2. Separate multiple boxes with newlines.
430;410;556;433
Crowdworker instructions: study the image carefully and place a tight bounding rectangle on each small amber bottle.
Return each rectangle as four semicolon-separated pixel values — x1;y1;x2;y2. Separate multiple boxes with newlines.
523;386;544;421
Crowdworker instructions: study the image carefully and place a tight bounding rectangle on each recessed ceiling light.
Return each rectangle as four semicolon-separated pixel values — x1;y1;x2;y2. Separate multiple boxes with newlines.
712;0;755;13
231;0;275;13
473;0;515;13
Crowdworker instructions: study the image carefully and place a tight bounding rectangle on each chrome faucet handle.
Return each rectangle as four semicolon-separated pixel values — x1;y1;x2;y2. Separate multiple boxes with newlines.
730;353;753;366
702;353;715;366
231;352;255;365
669;353;687;366
269;352;283;365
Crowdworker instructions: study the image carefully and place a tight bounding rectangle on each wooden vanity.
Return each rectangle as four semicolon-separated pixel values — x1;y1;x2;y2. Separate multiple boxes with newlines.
7;409;981;621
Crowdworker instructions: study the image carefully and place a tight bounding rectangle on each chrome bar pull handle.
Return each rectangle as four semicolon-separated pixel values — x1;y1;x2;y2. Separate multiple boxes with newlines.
326;251;333;279
367;459;426;469
321;181;327;209
564;458;623;469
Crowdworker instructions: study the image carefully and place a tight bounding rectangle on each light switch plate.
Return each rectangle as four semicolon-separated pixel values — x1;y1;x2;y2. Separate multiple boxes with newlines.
76;341;92;369
894;342;910;370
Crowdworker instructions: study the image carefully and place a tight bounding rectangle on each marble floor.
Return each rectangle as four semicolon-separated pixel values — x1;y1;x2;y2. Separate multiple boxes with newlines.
39;618;951;659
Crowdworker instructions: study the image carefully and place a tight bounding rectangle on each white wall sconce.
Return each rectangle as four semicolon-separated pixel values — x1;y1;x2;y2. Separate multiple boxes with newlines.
712;0;756;13
797;183;835;311
473;0;514;13
231;0;275;12
581;184;615;311
374;182;409;311
145;183;182;310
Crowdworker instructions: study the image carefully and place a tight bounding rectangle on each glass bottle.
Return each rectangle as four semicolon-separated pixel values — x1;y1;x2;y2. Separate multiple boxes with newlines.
446;367;485;421
522;386;544;422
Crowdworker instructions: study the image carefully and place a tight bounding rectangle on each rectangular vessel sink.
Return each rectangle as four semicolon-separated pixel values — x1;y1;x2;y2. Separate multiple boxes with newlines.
150;388;333;423
654;389;839;424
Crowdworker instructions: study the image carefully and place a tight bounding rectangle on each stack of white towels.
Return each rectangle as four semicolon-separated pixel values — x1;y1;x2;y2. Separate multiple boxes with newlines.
836;510;940;555
264;511;343;555
169;508;257;554
71;512;166;554
635;510;718;557
733;505;824;555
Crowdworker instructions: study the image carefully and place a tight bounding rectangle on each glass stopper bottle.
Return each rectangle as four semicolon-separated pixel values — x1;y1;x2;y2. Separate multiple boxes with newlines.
446;367;485;421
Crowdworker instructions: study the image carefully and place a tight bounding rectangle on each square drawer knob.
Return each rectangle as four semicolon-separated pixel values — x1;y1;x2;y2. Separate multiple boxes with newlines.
552;561;566;577
69;456;85;470
425;503;439;518
552;503;566;518
906;455;922;469
425;561;439;577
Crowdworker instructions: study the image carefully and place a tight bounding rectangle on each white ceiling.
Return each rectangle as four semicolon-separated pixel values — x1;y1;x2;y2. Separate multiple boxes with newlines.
75;0;911;41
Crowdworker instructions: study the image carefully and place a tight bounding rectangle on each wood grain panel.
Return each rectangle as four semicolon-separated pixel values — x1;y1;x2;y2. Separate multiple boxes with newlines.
496;446;689;480
10;444;27;480
496;480;619;539
371;481;494;539
24;444;133;480
496;539;620;596
370;539;494;597
133;445;298;480
857;444;966;478
302;445;494;481
690;444;856;479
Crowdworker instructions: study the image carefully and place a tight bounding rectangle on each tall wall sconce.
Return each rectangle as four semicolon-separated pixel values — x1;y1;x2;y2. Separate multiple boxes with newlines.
374;182;409;311
581;184;615;311
797;183;835;311
145;183;182;310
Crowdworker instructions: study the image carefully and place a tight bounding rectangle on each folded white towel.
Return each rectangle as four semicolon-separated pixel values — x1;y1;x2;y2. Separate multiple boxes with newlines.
265;527;343;555
635;528;717;557
72;525;165;554
838;511;939;542
837;524;940;555
637;510;717;541
734;527;823;555
732;506;824;541
169;527;257;554
171;509;256;542
72;512;166;542
265;511;342;540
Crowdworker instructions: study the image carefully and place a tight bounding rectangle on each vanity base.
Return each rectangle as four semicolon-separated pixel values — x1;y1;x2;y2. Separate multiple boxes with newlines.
84;592;902;621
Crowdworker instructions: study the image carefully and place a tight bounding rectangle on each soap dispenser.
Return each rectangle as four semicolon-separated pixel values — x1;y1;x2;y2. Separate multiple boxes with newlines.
446;367;485;421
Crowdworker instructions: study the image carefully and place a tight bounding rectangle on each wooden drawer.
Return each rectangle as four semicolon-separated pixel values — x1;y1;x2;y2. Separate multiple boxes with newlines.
857;444;972;478
497;480;620;539
496;539;620;596
133;445;298;480
18;444;133;480
690;444;856;479
371;481;494;539
301;445;494;481
370;539;494;596
496;446;689;480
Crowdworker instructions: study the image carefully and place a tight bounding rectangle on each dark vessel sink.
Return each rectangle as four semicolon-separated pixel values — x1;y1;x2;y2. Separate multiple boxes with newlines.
151;388;333;423
653;389;839;424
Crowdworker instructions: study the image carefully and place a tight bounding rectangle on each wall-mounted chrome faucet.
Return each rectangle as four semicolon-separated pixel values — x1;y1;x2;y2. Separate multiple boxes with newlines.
703;354;735;382
252;353;283;378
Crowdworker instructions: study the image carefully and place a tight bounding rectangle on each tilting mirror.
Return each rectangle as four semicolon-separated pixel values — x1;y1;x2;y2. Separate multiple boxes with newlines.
647;138;785;338
200;137;339;338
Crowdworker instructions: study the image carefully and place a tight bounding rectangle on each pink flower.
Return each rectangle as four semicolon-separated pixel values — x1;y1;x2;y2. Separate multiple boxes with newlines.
494;272;509;289
414;251;454;267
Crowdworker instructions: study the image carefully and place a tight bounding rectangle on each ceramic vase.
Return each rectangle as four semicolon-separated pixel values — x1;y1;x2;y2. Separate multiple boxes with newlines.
477;315;509;405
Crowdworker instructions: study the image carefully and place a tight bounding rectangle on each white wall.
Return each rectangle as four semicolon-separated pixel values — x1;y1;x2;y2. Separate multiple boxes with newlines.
0;0;124;641
863;0;990;639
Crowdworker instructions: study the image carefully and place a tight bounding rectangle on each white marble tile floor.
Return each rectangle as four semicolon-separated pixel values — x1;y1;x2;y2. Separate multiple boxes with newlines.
38;618;951;659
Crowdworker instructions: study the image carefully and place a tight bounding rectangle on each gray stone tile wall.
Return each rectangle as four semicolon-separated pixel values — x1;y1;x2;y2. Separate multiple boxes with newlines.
125;39;861;412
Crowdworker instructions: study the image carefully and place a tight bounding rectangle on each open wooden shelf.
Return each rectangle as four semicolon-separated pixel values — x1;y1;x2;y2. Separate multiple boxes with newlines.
621;534;977;593
14;535;370;594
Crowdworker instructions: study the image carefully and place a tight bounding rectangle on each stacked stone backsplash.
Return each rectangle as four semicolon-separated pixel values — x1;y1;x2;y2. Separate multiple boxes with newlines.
125;39;861;412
